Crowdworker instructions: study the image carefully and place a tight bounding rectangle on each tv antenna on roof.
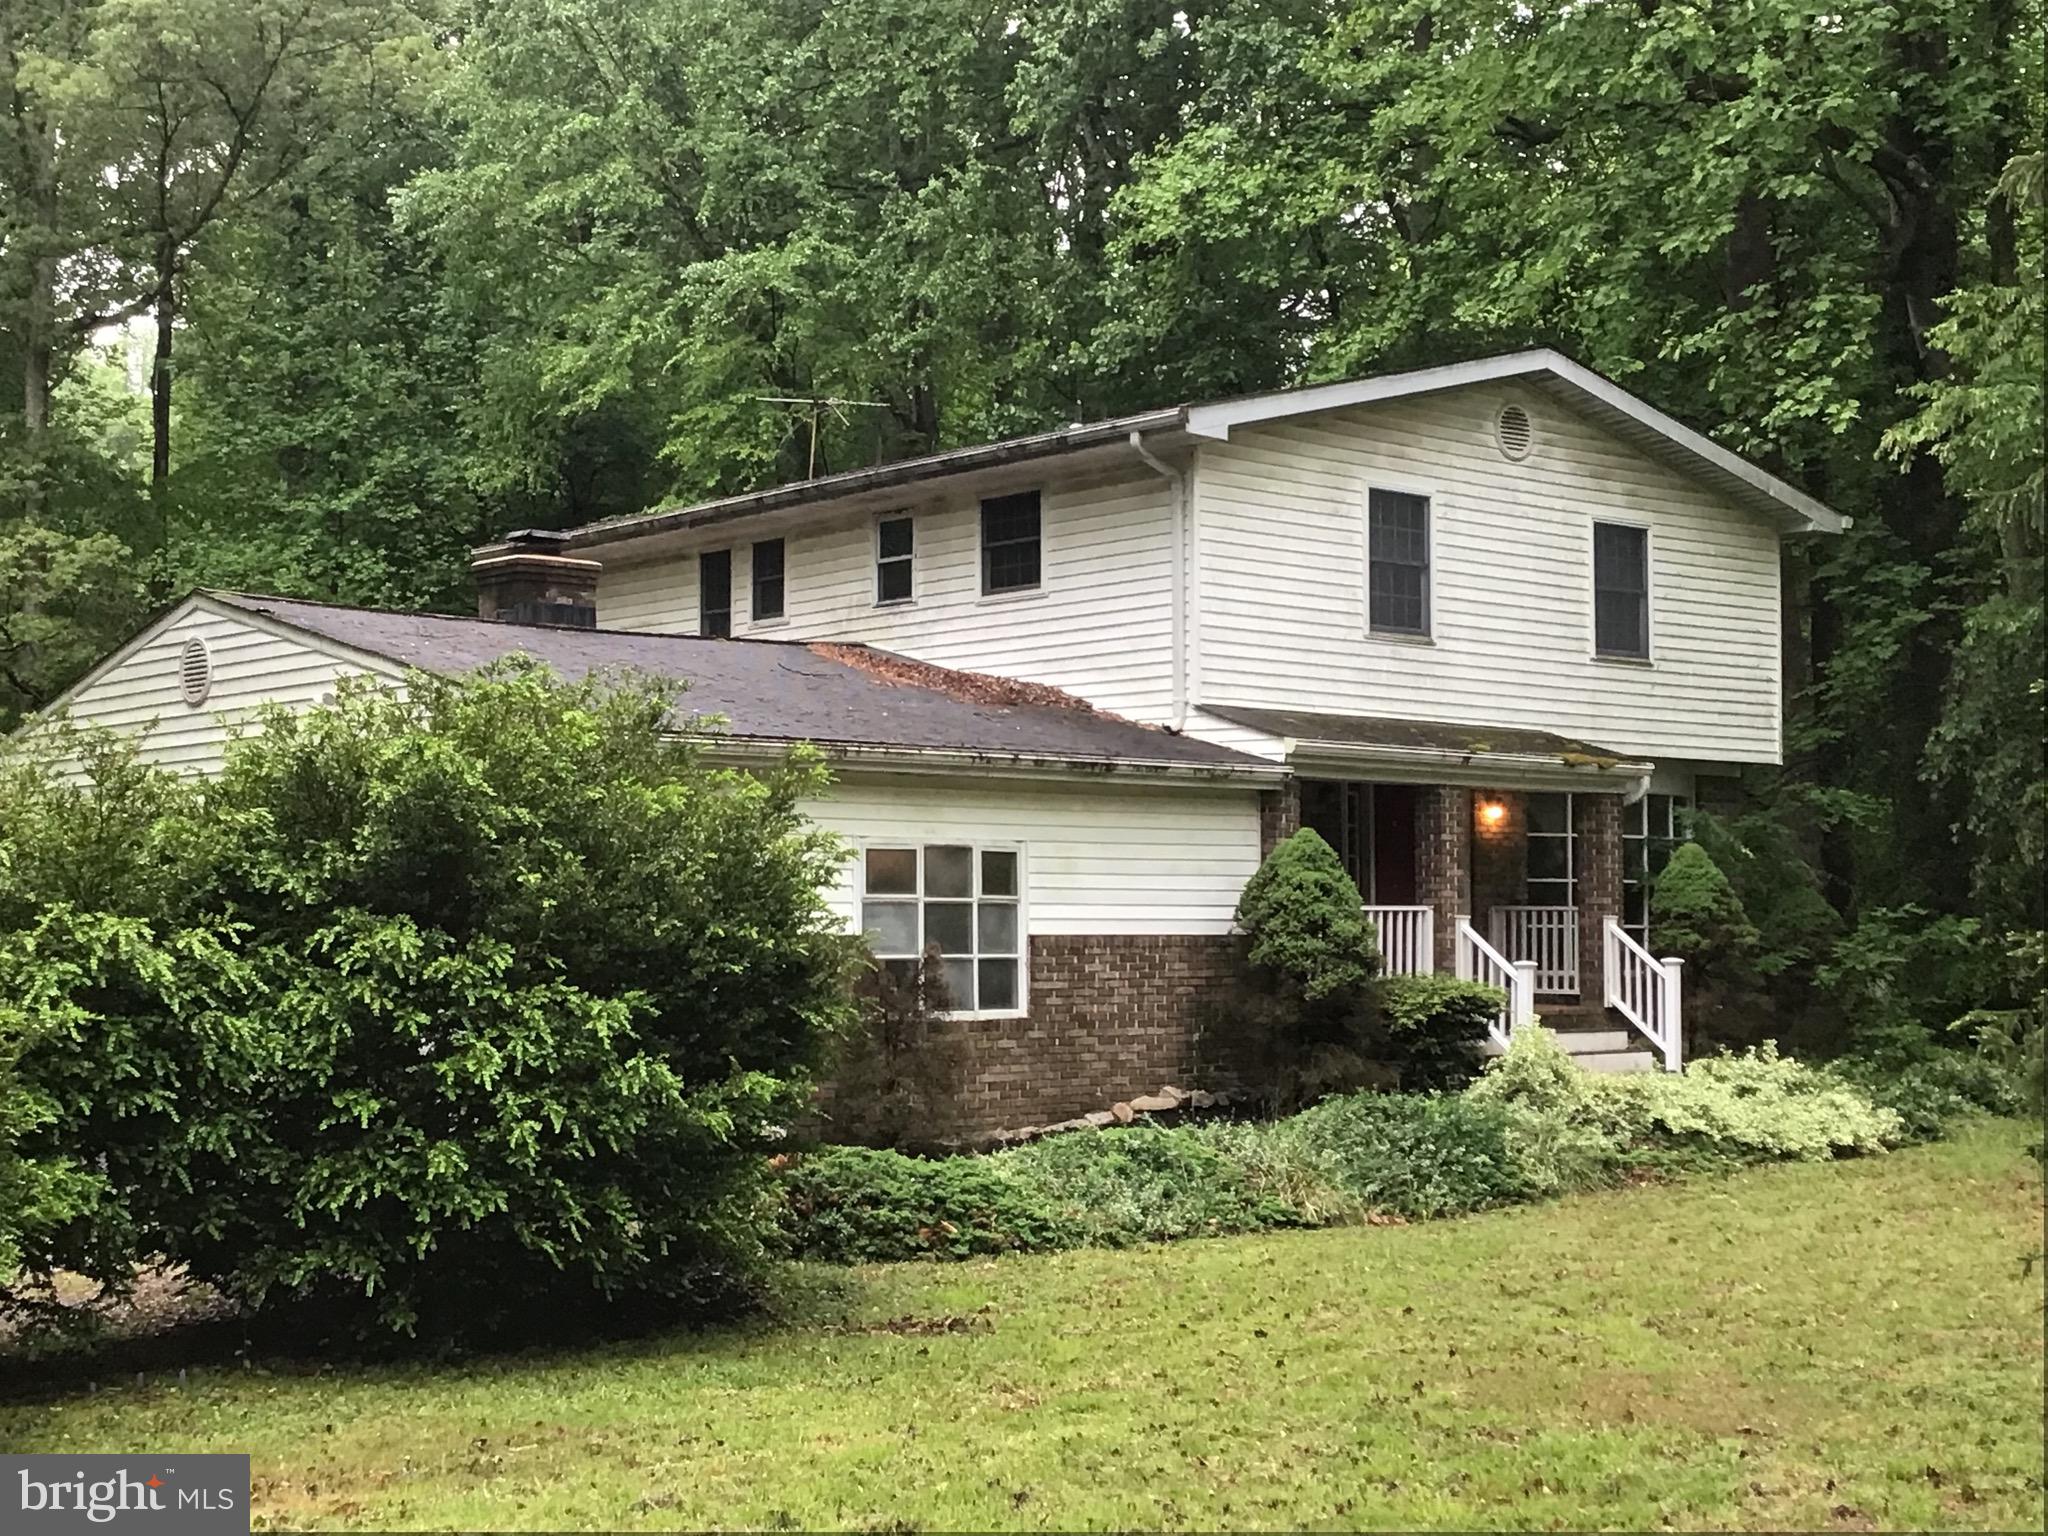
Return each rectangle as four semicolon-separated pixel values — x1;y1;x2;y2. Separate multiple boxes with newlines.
754;395;890;479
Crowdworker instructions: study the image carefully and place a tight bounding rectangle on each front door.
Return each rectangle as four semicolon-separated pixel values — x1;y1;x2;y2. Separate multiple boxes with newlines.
1299;780;1420;903
1371;785;1419;903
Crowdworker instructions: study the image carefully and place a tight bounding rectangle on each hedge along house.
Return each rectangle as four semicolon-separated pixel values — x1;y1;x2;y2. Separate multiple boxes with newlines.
45;350;1848;1108
44;589;1285;1137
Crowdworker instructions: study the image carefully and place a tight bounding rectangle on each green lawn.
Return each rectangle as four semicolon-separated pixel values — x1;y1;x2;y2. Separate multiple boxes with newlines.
5;1121;2042;1532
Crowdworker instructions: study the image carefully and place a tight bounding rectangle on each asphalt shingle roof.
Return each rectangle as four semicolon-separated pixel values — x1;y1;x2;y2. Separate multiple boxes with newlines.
211;593;1272;774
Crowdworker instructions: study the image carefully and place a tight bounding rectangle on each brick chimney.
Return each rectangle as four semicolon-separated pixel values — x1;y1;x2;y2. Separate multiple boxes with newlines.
471;529;602;629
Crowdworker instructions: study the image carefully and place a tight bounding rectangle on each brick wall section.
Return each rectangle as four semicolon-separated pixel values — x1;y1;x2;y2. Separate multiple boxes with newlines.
1258;782;1301;858
1417;784;1471;972
1574;792;1623;1004
1469;788;1527;920
920;934;1242;1140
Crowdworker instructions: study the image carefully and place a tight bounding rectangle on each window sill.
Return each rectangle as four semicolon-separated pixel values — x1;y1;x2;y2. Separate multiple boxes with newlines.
748;616;789;632
939;1008;1029;1022
1367;629;1435;647
977;586;1047;606
873;597;917;611
1591;653;1655;668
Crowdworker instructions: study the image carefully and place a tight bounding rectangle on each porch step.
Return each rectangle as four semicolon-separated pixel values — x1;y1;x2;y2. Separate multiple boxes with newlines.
1551;1029;1634;1055
1572;1049;1659;1074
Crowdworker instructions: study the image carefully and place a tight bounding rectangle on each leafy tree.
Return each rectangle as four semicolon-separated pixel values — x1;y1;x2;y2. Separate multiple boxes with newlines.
5;666;862;1337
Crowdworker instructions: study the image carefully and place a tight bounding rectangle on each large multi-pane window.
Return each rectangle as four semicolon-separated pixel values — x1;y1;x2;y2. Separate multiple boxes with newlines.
1368;488;1431;636
1622;793;1688;947
1524;792;1575;907
699;549;732;637
1593;521;1650;658
860;843;1023;1013
981;491;1042;594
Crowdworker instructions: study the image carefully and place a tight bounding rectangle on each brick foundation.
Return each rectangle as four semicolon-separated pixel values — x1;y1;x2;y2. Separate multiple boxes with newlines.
913;934;1242;1141
1574;792;1623;1004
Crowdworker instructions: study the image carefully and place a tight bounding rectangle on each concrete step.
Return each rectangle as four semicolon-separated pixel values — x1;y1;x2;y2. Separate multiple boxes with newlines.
1552;1029;1634;1055
1574;1050;1659;1074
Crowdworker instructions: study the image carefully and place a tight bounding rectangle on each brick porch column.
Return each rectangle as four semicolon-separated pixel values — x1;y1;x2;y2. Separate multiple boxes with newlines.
1418;785;1470;972
1575;791;1623;1005
1258;780;1301;859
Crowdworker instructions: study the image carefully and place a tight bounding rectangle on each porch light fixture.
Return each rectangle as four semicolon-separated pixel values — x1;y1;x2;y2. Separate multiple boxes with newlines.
1477;799;1507;829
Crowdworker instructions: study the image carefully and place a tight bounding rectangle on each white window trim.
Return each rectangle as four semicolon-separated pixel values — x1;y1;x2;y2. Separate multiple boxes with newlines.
873;511;917;608
1363;479;1438;643
853;838;1029;1020
1590;517;1655;665
745;538;789;630
977;490;1045;601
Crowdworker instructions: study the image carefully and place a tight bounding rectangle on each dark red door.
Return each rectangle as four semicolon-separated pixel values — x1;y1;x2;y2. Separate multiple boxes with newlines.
1372;785;1419;904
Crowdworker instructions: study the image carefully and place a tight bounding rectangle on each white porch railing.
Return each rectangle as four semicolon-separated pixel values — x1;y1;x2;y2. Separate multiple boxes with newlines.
1603;917;1684;1071
1489;904;1579;995
1455;914;1536;1052
1363;904;1434;977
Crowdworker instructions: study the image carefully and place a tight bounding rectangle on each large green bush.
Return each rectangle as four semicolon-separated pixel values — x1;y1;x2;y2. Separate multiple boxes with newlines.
1471;1026;1905;1167
5;665;860;1336
1235;829;1380;1005
1374;974;1502;1090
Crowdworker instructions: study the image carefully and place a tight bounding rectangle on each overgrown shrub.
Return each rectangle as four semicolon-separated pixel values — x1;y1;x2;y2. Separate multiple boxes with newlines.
1003;1127;1298;1244
777;1146;1068;1262
1601;1047;1904;1160
5;666;862;1337
827;954;968;1150
1827;1045;2027;1142
1235;829;1381;1006
1217;829;1384;1110
1234;1092;1535;1220
1373;974;1501;1091
1463;1029;1622;1195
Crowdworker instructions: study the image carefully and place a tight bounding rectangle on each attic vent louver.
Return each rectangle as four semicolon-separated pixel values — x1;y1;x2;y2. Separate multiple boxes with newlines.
179;637;213;707
1495;402;1534;460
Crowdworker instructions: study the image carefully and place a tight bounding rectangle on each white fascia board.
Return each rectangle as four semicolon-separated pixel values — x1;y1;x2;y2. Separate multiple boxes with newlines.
1183;348;1845;536
687;737;1288;787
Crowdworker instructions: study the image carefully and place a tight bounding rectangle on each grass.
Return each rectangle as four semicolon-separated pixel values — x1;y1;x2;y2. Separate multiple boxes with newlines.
4;1120;2042;1531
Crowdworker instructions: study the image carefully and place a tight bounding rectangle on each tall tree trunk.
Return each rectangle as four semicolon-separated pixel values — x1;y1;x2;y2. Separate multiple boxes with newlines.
149;245;176;575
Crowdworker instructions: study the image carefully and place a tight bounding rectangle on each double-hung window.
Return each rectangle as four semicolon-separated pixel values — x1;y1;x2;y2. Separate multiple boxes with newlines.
981;491;1041;594
860;843;1023;1013
751;538;785;622
1593;521;1650;659
876;515;914;604
1368;488;1430;636
699;549;732;637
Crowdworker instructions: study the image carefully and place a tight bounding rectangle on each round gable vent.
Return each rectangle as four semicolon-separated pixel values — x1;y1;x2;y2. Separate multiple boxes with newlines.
1495;401;1534;460
179;637;213;707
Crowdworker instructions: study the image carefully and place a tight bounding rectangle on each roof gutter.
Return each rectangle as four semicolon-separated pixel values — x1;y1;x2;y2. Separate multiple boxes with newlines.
524;406;1189;556
685;736;1288;786
1279;736;1654;792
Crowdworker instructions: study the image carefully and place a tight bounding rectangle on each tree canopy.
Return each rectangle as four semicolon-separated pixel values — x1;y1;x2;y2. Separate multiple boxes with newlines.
2;0;2040;1045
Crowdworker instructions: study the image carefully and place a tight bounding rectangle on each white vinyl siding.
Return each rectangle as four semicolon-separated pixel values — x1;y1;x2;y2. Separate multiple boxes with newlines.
46;605;398;777
1192;386;1784;763
597;469;1179;722
803;772;1262;937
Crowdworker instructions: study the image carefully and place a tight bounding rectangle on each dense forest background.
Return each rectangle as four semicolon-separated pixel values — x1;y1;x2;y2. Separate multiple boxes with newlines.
2;0;2041;1042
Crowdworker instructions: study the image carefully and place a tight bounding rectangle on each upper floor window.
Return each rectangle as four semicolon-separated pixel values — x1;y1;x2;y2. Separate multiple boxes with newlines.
751;538;785;622
981;490;1041;595
1367;488;1430;636
699;549;732;637
860;842;1023;1014
1593;522;1650;659
876;515;914;604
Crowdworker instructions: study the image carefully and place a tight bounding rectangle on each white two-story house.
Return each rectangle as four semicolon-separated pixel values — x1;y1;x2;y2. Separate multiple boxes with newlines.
47;351;1844;1128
